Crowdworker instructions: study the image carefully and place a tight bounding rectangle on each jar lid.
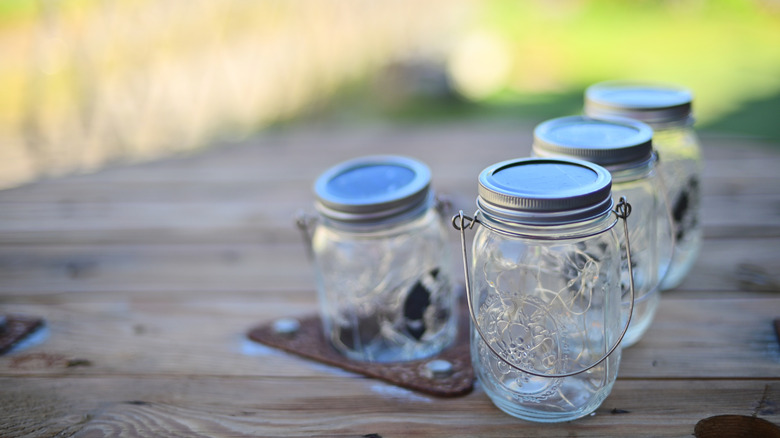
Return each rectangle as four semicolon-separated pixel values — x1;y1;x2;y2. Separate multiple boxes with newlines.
584;80;693;124
478;157;613;225
533;115;654;166
314;155;432;224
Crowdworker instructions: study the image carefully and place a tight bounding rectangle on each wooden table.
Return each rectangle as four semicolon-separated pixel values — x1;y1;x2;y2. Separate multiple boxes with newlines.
1;121;778;437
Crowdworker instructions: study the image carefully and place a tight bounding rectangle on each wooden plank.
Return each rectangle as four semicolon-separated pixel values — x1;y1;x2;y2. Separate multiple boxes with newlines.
620;297;780;378
1;152;776;207
1;125;770;181
700;134;780;159
0;127;772;185
0;128;776;246
0;376;777;437
702;158;780;196
700;193;780;237
0;243;314;294
1;235;778;295
677;237;780;292
0;174;777;245
0;300;326;380
0;190;777;245
0;128;771;196
0;153;774;206
1;295;778;379
0;155;774;208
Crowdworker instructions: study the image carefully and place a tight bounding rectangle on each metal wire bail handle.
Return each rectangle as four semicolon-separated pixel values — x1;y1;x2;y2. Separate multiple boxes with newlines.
295;211;318;260
452;197;635;379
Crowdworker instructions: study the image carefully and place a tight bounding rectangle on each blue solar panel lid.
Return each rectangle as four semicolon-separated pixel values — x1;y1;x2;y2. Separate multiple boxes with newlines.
314;155;432;223
478;157;613;225
584;80;693;124
533;116;653;166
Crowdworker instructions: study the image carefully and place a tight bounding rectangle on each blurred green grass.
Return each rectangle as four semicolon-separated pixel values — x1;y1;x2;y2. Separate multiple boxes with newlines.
297;0;780;143
288;77;780;144
700;92;780;140
0;0;34;24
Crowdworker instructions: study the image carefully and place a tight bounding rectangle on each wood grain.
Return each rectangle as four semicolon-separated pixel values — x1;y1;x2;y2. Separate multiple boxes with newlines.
1;123;779;437
0;377;777;437
0;294;777;379
0;236;777;295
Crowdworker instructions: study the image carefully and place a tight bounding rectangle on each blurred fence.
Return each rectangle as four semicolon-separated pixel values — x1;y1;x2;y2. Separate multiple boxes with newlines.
0;0;467;189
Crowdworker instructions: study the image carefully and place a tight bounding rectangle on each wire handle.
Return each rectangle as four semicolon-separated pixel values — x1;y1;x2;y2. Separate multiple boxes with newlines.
453;197;635;379
295;211;318;260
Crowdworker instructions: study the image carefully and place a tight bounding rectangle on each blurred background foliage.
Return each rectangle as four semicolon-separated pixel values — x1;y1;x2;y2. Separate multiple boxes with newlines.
1;0;779;189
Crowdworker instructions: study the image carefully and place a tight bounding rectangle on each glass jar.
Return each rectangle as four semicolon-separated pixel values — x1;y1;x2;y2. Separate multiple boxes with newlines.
307;155;456;362
585;81;702;289
453;157;634;422
532;116;672;347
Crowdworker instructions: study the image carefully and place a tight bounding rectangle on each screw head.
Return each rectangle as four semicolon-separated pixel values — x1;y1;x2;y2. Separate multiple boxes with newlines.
272;318;300;337
424;359;454;379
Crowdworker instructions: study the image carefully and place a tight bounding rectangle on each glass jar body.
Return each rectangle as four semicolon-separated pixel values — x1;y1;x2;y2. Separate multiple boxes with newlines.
611;169;667;347
312;208;456;362
470;214;623;422
653;124;702;289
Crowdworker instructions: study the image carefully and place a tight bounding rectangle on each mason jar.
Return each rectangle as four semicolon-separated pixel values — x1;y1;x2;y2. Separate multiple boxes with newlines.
532;116;672;347
585;81;702;289
453;157;634;422
306;155;456;363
